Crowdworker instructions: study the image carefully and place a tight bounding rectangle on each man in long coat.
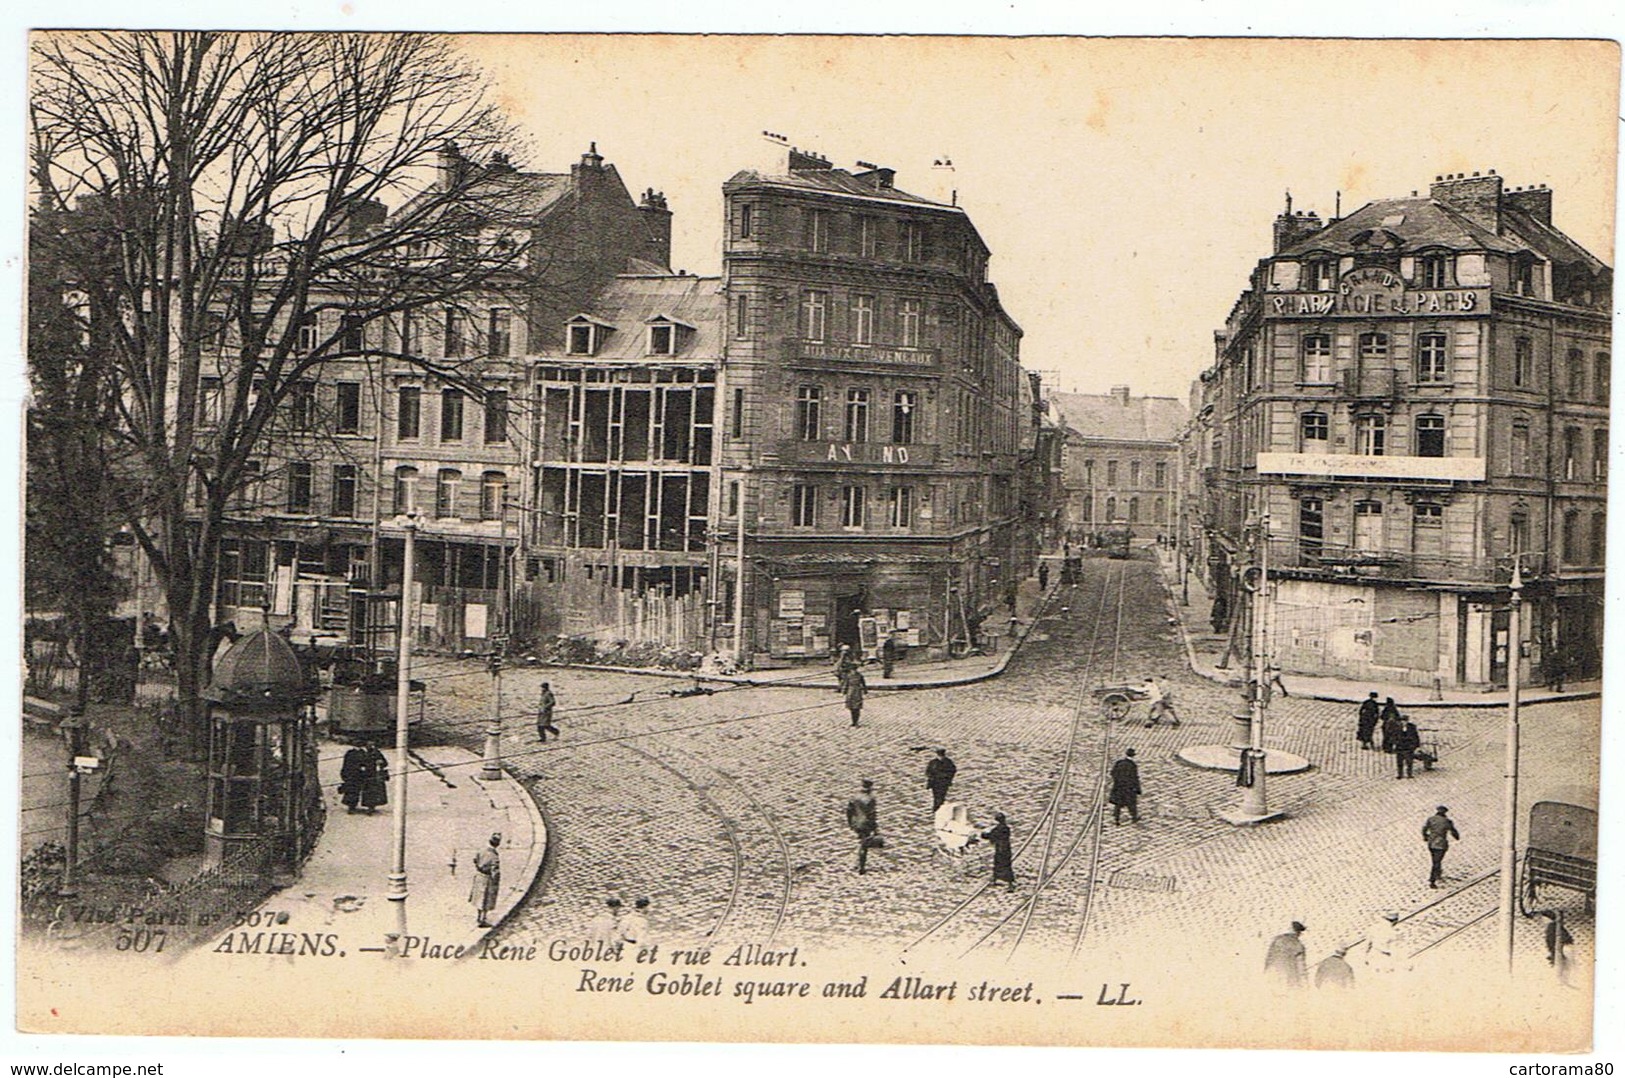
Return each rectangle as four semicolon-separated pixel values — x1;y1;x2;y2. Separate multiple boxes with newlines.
1356;691;1380;749
981;812;1015;890
1314;947;1356;989
1379;698;1403;752
845;667;867;727
1109;748;1142;824
1264;921;1308;987
1395;719;1423;779
846;780;879;874
925;748;957;810
471;832;502;928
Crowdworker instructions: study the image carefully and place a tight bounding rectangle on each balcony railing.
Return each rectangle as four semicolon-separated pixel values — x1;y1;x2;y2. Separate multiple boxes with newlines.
1265;538;1547;585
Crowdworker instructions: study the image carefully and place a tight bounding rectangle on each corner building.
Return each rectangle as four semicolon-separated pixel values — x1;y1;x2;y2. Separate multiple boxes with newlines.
720;151;1024;663
1202;173;1610;689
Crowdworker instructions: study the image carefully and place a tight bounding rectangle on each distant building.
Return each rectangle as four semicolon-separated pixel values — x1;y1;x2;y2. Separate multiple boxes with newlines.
718;149;1025;663
1050;386;1188;542
1198;173;1610;688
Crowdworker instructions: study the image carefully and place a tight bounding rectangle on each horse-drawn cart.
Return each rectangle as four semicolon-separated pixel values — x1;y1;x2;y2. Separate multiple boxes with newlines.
1519;797;1597;917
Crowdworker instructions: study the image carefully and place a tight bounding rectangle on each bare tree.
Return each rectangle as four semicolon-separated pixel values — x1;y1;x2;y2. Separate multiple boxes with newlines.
29;31;530;749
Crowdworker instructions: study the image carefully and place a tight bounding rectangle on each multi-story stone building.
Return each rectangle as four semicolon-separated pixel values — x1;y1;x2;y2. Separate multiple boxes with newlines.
1199;172;1610;688
213;144;675;652
1050;386;1188;543
524;272;722;645
717;150;1025;663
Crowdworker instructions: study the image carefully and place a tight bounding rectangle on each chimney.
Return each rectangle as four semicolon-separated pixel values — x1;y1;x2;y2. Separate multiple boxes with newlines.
1273;208;1324;253
572;141;606;187
438;141;467;188
638;188;673;271
1430;170;1504;233
1505;183;1553;227
487;151;516;174
787;147;832;172
1110;385;1131;406
344;198;387;241
853;165;896;190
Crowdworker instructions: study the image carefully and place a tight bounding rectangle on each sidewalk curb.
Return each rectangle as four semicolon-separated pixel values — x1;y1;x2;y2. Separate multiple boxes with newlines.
511;584;1057;694
456;760;549;955
1151;552;1600;710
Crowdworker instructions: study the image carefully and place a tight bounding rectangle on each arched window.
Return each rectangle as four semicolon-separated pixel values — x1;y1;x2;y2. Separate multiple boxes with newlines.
1416;332;1448;383
1415;414;1446;458
393;466;419;514
1128;497;1140;523
1105;496;1117;521
436;468;462;519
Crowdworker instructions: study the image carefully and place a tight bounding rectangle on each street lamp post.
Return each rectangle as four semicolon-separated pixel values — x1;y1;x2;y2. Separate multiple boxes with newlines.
387;510;421;955
481;505;510;782
1497;558;1525;976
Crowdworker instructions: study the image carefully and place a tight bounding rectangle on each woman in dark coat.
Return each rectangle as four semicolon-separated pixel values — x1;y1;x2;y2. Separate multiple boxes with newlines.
981;812;1015;890
1379;698;1403;753
339;746;369;813
360;744;390;812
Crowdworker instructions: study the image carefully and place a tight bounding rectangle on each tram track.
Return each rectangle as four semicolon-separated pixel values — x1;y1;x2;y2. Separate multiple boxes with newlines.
901;559;1129;961
619;741;796;947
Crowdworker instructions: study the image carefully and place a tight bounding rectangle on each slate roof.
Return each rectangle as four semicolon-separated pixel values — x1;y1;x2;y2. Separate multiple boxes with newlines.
724;167;958;211
1280;194;1608;271
1049;392;1189;444
558;274;724;362
1281;197;1522;257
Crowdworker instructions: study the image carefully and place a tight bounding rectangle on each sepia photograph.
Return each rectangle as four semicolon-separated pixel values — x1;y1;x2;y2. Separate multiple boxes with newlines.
10;21;1620;1065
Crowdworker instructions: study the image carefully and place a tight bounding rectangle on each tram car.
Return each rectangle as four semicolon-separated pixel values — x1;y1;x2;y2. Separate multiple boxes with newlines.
1096;522;1134;559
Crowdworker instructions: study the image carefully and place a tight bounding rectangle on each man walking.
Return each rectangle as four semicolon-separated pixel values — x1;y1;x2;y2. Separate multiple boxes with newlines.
834;644;859;691
925;748;957;810
1395;719;1422;779
1141;675;1180;727
845;666;867;727
1423;805;1460;888
1038;562;1050;593
1264;921;1308;987
536;682;560;743
880;632;898;679
1356;691;1380;750
1108;748;1142;824
1364;912;1401;975
846;780;880;874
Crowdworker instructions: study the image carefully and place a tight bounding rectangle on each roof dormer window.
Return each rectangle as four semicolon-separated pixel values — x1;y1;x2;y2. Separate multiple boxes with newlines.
649;323;674;356
569;323;595;356
565;314;615;356
644;314;695;357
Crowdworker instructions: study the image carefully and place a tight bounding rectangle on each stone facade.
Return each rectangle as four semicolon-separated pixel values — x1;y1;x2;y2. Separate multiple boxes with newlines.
1050;386;1187;544
717;151;1026;663
1196;173;1611;688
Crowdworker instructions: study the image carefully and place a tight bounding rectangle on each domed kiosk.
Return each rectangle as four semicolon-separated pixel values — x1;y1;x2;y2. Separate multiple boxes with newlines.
203;629;324;875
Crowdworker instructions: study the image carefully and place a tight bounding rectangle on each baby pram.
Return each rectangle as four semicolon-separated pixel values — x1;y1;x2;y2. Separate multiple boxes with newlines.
934;802;981;858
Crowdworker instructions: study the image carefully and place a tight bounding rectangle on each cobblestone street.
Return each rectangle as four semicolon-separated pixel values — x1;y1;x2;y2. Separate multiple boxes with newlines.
416;550;1598;1010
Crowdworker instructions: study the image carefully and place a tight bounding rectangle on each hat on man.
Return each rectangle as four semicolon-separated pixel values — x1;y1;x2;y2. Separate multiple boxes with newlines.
1437;805;1450;814
1384;912;1400;922
1291;921;1307;932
